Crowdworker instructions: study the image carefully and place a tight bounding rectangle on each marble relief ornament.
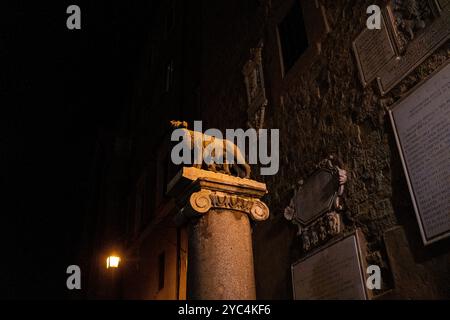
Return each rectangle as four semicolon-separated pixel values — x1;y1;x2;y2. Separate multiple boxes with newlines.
293;211;344;252
284;156;347;252
386;0;440;54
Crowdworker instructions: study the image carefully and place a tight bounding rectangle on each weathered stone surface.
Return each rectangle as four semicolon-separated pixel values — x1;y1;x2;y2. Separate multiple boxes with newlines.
167;166;267;198
383;226;450;299
187;208;256;299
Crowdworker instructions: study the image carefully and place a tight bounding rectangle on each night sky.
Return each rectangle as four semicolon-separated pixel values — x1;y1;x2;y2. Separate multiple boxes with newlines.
1;1;157;298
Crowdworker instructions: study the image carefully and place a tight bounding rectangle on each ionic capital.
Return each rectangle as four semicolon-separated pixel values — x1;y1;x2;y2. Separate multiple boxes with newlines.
188;189;269;221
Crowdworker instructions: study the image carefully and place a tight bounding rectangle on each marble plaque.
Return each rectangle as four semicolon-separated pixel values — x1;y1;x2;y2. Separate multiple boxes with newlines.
389;62;450;245
352;13;397;86
352;3;450;95
385;1;440;55
378;4;450;94
293;169;338;224
291;232;368;300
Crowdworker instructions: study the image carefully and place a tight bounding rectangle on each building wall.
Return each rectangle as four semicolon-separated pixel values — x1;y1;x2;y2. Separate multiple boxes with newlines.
121;219;188;300
198;0;450;299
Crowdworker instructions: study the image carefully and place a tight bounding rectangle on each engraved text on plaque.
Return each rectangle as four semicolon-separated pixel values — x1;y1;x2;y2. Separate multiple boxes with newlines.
291;232;368;300
389;62;450;245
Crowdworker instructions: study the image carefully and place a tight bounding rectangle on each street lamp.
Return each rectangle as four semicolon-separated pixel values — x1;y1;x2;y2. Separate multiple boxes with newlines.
106;255;121;269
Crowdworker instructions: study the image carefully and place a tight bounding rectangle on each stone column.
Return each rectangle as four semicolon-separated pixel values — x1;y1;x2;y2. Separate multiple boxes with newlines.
168;167;269;300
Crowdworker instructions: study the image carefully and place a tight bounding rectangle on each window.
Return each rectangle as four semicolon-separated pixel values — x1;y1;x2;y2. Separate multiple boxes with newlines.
277;0;309;75
158;252;165;291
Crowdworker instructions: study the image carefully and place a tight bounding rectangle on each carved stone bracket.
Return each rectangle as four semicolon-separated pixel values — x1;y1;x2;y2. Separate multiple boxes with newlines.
243;42;267;131
284;156;348;252
298;211;343;252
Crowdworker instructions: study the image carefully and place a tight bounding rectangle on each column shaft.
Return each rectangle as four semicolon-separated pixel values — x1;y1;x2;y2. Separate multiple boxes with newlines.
187;209;256;299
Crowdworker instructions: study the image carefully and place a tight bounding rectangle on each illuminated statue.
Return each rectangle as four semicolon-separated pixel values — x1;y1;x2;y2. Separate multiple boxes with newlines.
170;120;251;178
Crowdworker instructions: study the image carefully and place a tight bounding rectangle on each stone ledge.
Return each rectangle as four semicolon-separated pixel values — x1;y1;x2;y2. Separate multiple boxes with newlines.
168;167;270;226
167;167;267;199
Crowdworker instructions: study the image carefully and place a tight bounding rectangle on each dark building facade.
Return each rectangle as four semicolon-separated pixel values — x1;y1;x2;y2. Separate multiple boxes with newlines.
84;0;450;299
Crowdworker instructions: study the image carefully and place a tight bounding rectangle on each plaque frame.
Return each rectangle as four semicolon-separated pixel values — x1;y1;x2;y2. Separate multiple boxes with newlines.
284;156;347;252
292;167;339;225
291;229;371;300
388;60;450;245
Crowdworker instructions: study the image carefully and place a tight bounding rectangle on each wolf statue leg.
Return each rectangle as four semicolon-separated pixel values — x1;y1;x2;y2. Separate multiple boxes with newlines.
241;163;251;179
232;144;251;179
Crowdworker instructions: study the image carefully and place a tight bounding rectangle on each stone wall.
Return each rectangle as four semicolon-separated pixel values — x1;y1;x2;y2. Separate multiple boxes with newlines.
199;0;450;299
